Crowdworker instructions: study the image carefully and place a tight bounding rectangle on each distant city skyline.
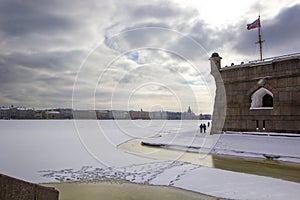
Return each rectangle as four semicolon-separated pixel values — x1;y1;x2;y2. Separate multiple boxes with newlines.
0;104;203;114
0;0;299;113
0;104;212;120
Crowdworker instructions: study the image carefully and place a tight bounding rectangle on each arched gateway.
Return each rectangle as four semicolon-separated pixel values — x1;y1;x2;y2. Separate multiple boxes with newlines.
250;87;273;109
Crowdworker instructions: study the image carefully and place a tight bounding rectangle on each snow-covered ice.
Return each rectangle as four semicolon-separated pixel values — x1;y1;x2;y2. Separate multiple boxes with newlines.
1;120;300;200
142;128;300;163
151;165;300;200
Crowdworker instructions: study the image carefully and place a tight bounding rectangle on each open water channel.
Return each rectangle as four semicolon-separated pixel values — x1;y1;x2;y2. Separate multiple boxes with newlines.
46;181;219;200
119;138;300;183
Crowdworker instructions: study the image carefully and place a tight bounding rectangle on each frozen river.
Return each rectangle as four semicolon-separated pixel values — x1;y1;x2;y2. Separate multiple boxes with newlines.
0;119;201;182
1;120;300;200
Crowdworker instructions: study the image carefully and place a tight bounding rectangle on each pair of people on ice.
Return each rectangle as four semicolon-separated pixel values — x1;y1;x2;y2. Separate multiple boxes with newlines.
199;123;207;133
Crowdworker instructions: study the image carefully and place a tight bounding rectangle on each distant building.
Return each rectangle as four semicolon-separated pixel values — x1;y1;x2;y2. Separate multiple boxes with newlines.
149;111;168;119
55;108;73;119
111;110;130;120
0;105;211;121
96;110;113;120
210;52;300;133
0;107;10;119
13;107;35;119
34;110;44;119
199;114;212;120
166;111;181;120
181;106;197;120
45;110;60;119
129;110;150;120
73;110;97;119
0;106;35;119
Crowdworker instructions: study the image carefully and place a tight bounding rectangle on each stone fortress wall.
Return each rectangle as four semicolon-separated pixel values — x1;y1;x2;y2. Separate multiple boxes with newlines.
0;173;59;200
210;53;300;133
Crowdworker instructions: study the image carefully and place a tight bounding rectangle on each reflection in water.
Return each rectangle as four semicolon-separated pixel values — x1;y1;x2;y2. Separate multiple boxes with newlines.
119;138;300;183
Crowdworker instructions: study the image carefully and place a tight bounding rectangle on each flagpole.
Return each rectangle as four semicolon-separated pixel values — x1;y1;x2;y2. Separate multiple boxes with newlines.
256;15;263;61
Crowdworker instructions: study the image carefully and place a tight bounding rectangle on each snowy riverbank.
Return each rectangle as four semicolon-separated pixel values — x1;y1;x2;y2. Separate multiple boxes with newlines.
141;130;300;163
1;120;300;200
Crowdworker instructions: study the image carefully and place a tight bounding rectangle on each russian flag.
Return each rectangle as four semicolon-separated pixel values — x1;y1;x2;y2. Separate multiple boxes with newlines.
247;18;260;30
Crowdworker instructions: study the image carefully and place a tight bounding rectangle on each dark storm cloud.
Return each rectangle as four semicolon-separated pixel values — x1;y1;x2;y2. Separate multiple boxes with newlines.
234;4;300;56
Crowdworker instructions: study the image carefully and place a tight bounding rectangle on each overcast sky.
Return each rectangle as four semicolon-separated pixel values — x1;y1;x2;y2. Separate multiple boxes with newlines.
0;0;299;114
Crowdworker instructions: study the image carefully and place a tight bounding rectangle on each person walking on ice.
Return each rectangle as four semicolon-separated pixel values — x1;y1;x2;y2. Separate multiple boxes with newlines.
203;123;207;133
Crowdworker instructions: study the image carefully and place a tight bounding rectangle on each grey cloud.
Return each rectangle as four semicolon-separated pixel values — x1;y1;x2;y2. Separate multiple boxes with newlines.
118;73;139;84
0;0;78;37
168;65;192;74
0;0;113;53
130;3;186;20
0;50;80;108
104;23;212;65
1;81;74;109
106;25;173;52
113;0;196;24
0;0;220;110
1;0;298;110
0;50;84;71
234;4;300;56
188;21;217;49
262;4;300;54
104;4;215;63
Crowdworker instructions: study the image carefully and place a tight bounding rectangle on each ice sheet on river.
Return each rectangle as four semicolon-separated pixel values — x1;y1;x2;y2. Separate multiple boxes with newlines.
1;120;300;200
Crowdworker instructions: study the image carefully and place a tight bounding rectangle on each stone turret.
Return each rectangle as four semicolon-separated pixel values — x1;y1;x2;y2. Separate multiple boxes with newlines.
209;52;226;134
209;52;222;71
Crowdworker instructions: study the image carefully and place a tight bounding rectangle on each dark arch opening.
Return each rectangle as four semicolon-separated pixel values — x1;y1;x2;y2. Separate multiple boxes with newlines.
262;94;273;107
